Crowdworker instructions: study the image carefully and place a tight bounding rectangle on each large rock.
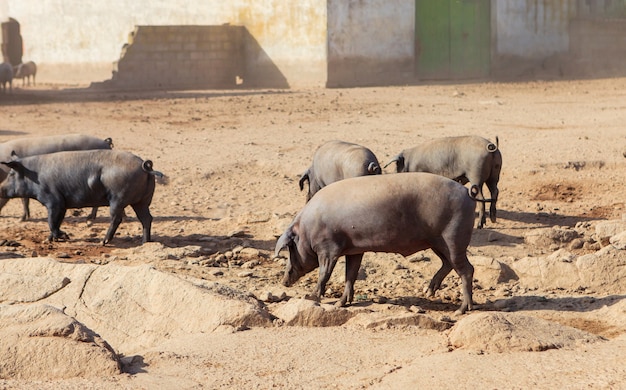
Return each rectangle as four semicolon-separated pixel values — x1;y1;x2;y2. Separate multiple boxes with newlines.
610;230;626;250
509;247;626;293
470;256;517;287
510;250;578;290
525;226;580;247
274;298;356;326
0;304;120;380
0;258;272;354
595;220;626;240
448;312;602;353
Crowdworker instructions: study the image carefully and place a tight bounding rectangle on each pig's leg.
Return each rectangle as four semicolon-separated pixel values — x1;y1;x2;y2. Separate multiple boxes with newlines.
308;253;338;301
474;183;487;229
103;204;125;245
20;198;31;221
87;207;99;220
451;252;474;315
486;177;499;223
467;169;487;228
131;203;153;243
426;248;453;297
337;253;363;307
46;205;68;241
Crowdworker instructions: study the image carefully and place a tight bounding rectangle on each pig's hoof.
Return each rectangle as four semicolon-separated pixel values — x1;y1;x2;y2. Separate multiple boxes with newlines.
47;232;69;242
335;298;348;307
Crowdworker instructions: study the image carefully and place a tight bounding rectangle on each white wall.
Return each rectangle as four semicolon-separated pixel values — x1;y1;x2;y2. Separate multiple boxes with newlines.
3;0;327;86
0;0;8;23
495;0;573;58
327;0;413;59
326;0;414;86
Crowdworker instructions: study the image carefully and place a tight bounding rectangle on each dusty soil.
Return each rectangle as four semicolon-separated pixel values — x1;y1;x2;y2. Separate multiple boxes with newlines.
0;77;625;389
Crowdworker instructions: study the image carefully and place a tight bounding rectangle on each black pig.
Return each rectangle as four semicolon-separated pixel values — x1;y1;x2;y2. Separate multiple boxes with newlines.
0;149;164;245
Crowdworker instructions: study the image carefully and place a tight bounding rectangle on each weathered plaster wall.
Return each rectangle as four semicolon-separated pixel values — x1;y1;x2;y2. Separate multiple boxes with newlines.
495;0;573;58
327;0;414;87
1;0;326;87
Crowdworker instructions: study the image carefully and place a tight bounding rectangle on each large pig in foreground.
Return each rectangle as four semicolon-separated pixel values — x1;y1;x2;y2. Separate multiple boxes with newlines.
299;140;382;201
385;135;502;229
275;172;477;314
0;150;164;245
0;134;114;221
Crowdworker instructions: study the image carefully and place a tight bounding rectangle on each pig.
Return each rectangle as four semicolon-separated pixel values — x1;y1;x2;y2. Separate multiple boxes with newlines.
275;172;477;315
385;135;502;229
0;134;114;221
0;149;165;245
299;140;382;201
0;62;12;93
13;61;36;86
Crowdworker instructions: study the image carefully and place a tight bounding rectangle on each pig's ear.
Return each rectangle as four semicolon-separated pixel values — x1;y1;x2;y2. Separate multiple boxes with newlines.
1;160;24;172
3;152;23;171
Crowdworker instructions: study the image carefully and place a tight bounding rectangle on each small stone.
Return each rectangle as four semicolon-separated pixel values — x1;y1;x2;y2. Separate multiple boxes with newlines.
372;295;388;304
439;315;455;323
583;241;602;251
56;252;71;259
259;291;287;303
209;269;224;277
238;271;254;278
228;229;246;238
409;305;425;314
241;260;259;269
569;238;585;250
240;247;260;257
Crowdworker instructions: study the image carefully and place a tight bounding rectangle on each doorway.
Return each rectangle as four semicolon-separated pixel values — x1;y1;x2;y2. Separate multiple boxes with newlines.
415;0;490;80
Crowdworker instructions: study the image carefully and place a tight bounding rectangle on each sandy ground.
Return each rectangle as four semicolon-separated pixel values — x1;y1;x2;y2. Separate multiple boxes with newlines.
0;77;625;389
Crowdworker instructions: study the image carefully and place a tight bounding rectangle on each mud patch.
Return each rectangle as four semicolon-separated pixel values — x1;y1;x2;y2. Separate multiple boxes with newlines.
532;182;581;202
558;318;622;339
577;204;624;220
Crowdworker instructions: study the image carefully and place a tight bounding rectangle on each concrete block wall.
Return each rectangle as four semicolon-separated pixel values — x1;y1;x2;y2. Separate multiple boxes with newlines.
569;18;626;77
110;25;245;89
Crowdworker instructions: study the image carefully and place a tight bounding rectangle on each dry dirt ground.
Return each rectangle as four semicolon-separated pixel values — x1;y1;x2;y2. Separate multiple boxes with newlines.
0;77;625;389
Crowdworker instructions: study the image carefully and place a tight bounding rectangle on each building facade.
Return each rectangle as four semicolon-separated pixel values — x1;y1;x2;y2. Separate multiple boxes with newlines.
1;0;625;88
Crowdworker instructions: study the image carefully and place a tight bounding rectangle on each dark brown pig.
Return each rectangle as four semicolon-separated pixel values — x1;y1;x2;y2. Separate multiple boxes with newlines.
275;172;477;314
0;149;164;245
385;135;502;229
299;140;382;201
0;134;113;221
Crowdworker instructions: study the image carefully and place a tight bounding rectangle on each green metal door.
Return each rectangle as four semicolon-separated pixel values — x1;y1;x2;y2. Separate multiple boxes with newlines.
415;0;490;80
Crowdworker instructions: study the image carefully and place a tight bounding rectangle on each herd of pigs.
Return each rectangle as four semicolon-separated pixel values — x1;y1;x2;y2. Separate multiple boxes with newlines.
0;61;37;92
0;133;501;314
